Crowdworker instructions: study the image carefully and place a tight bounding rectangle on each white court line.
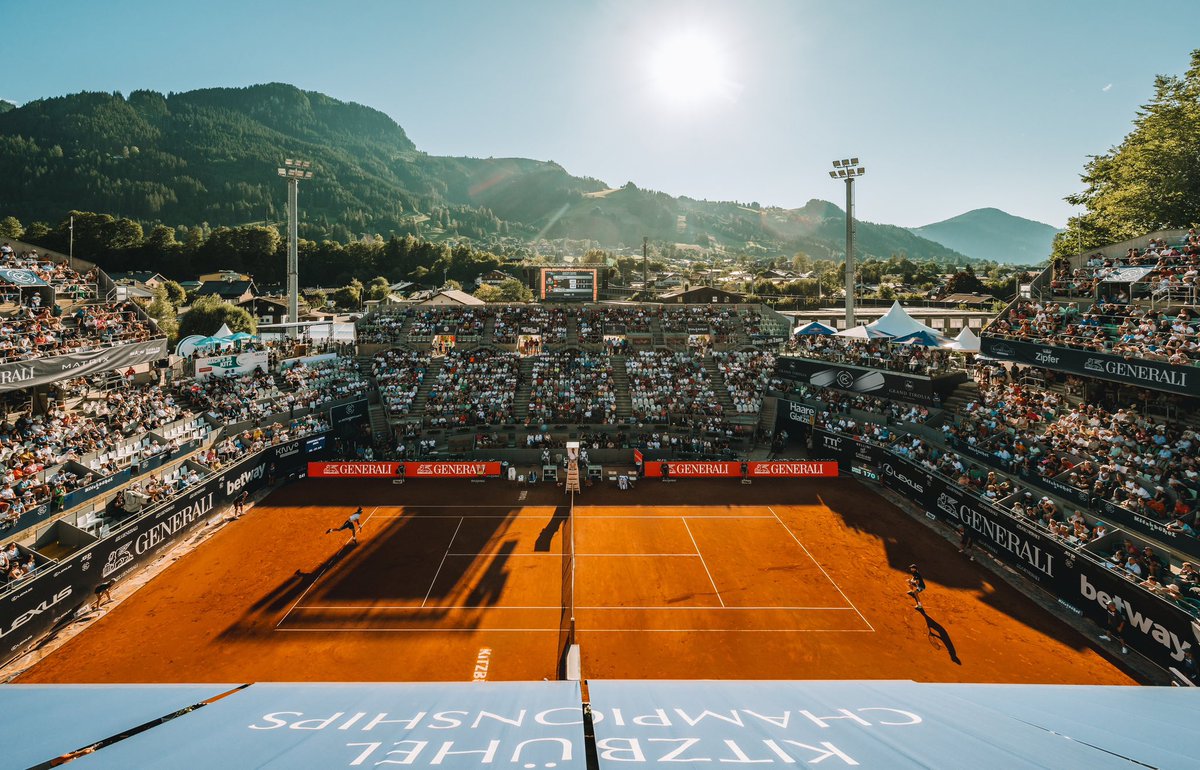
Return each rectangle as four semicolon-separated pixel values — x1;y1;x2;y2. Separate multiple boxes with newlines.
274;506;380;629
421;517;465;608
293;605;858;611
767;505;875;632
275;627;874;633
370;514;776;519
682;517;725;608
441;553;700;558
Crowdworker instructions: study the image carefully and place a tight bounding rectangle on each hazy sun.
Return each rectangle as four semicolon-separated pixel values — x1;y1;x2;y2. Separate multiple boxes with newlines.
648;30;733;108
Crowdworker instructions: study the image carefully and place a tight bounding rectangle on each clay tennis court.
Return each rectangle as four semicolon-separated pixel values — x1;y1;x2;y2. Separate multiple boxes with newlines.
18;478;1136;685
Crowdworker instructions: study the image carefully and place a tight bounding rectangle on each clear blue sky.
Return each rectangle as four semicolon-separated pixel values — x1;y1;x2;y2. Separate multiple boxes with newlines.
3;0;1194;228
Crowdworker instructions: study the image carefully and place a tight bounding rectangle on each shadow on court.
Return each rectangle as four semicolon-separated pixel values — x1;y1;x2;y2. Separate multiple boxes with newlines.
918;608;960;665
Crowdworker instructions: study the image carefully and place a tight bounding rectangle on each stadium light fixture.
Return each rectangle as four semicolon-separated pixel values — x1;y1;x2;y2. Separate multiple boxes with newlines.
829;156;866;327
278;157;317;339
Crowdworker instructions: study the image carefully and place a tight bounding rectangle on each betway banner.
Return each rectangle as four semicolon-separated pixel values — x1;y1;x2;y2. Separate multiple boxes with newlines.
774;356;964;406
814;428;1198;673
308;461;401;478
981;336;1197;396
404;461;503;478
643;462;740;478
0;337;168;392
0;432;330;667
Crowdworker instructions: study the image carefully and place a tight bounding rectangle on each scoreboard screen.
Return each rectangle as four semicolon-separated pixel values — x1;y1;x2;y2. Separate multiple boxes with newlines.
540;268;598;301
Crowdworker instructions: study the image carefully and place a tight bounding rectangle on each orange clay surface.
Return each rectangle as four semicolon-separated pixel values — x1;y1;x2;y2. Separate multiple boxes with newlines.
19;478;1137;685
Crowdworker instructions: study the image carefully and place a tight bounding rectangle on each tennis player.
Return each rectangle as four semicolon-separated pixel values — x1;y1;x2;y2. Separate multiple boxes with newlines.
326;507;364;543
906;564;926;610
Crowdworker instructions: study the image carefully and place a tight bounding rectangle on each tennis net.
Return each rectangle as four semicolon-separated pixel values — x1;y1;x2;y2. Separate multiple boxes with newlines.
556;493;577;679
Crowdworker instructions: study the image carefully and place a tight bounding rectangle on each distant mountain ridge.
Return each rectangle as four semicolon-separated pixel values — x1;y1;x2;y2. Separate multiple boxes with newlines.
909;208;1060;265
1;82;982;263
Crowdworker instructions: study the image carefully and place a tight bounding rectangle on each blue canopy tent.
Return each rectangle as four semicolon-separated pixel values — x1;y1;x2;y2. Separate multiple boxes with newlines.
890;329;946;347
793;321;837;336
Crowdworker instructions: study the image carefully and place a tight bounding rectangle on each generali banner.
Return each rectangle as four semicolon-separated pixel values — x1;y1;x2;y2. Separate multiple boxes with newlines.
642;461;837;478
308;462;401;478
748;461;838;477
403;461;502;478
307;461;504;478
980;335;1197;396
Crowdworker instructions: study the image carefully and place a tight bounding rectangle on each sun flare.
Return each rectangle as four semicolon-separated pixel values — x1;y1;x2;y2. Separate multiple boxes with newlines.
647;30;733;108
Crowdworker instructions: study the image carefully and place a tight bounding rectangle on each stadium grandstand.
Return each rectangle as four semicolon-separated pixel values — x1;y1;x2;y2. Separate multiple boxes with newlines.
3;231;1200;767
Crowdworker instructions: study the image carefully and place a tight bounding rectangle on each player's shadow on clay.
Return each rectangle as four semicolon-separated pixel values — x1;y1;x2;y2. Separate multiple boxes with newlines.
918;608;960;665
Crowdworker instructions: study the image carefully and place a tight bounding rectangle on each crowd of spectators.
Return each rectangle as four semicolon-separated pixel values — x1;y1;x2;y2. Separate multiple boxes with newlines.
626;351;720;423
374;348;430;418
713;351;775;414
424;349;519;427
279;356;370;412
990;299;1200;365
1050;232;1200;299
784;334;959;375
494;305;567;345
661;305;742;341
175;369;282;424
526;352;616;425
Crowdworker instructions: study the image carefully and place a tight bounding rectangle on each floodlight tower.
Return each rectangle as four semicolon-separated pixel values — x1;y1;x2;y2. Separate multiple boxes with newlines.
277;159;315;338
828;158;865;328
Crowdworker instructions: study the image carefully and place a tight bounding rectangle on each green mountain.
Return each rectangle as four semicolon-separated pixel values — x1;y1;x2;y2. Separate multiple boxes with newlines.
909;208;1060;265
0;83;970;262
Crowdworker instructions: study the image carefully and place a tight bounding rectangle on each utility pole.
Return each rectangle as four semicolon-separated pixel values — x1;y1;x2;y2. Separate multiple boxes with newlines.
277;159;315;338
642;237;649;293
829;158;866;328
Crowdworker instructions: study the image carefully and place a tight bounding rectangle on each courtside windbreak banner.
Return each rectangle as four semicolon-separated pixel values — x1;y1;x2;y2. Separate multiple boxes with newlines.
773;356;965;406
981;335;1198;396
643;461;740;478
0;337;168;392
404;461;503;478
640;461;837;478
748;461;838;478
59;681;587;769
308;461;402;478
308;461;504;478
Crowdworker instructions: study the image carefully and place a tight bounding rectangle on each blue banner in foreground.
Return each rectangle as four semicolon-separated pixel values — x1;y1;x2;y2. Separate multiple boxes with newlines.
72;681;586;769
586;680;1164;769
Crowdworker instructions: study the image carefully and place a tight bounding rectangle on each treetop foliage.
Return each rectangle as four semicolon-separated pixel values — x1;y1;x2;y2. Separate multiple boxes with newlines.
1056;49;1200;256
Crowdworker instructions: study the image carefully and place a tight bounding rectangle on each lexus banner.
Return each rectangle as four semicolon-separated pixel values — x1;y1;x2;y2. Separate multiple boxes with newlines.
773;356;965;406
0;337;169;392
981;336;1197;396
